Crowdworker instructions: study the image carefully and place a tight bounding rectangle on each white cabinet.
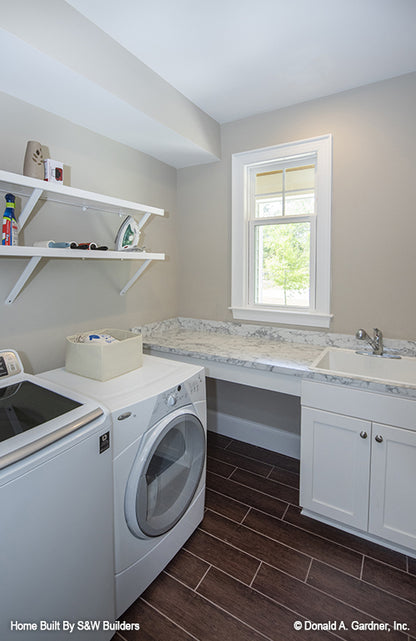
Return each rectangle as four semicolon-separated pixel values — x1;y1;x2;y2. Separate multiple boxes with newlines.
0;170;165;303
301;381;416;552
301;407;371;530
369;422;416;549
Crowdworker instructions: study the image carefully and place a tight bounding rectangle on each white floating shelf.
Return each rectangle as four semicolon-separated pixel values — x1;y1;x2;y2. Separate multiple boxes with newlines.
0;245;165;261
0;169;164;218
0;170;166;303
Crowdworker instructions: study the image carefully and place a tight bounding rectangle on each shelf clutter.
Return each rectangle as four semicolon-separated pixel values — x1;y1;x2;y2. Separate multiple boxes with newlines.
0;170;165;304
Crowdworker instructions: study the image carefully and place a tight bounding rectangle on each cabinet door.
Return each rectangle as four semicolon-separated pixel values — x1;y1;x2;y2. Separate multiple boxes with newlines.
300;407;371;529
369;423;416;551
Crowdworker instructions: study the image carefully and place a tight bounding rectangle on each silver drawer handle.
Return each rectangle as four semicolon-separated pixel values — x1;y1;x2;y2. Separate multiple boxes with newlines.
360;431;368;439
375;434;383;443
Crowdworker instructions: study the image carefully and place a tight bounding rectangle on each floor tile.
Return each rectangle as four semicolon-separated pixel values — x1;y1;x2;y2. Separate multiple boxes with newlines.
184;528;261;585
268;466;300;489
197;566;337;641
253;562;407;641
208;444;274;477
141;571;270;641
362;557;416;605
243;508;363;577
200;509;310;581
308;559;416;635
164;547;209;589
226;440;300;473
119;597;195;640
206;455;236;478
284;505;407;570
408;557;416;576
230;467;299;505
207;470;288;519
206;432;233;449
204;488;250;523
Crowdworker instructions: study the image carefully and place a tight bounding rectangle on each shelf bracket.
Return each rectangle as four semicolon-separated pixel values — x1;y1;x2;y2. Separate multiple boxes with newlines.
18;188;43;231
5;256;42;304
120;259;151;296
137;212;151;231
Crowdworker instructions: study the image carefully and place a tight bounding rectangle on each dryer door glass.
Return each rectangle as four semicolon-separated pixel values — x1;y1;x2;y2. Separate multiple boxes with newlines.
135;413;205;537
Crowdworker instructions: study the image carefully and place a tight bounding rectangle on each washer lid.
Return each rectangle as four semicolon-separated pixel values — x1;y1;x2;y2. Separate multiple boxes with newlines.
0;380;82;445
0;369;107;469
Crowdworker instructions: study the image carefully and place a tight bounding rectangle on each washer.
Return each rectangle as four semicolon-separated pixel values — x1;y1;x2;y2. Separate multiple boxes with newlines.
0;350;115;641
40;354;206;617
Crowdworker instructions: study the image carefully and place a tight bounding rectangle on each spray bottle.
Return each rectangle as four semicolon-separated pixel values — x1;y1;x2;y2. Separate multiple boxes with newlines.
2;193;18;246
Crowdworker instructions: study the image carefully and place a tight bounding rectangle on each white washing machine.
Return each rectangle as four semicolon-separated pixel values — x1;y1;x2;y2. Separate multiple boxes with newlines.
0;350;115;641
40;354;206;617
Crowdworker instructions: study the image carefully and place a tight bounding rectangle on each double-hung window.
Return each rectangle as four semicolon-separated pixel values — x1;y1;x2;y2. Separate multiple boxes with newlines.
231;135;332;327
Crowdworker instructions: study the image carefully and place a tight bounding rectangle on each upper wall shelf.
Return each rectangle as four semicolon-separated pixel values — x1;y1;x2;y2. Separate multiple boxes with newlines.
0;170;165;304
0;169;164;230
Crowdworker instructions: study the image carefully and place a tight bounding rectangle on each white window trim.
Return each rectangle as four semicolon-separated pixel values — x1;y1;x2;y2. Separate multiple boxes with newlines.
231;135;332;328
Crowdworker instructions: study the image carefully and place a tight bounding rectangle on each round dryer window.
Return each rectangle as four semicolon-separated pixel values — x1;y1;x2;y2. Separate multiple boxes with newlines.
125;409;205;538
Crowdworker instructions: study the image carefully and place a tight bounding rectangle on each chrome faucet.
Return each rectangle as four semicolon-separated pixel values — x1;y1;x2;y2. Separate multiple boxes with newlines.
355;328;384;355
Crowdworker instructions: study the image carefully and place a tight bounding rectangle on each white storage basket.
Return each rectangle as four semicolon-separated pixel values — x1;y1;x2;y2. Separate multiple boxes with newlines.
65;328;142;381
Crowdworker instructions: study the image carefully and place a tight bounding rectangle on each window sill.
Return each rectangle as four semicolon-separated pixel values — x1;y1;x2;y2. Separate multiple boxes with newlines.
230;306;333;328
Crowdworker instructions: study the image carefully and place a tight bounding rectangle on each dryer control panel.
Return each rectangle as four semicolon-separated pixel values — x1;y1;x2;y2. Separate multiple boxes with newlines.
150;370;205;425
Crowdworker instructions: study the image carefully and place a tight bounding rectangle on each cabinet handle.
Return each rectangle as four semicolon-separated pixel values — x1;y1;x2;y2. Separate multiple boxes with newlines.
375;435;383;443
360;431;368;439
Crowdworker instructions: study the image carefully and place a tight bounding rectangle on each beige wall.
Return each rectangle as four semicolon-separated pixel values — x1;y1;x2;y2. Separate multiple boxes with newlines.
0;92;178;373
177;72;416;340
2;71;415;377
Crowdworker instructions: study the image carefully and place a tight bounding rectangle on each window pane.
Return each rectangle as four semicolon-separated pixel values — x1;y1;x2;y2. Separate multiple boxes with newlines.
256;197;283;218
285;165;314;192
255;222;310;307
255;170;283;195
285;192;315;215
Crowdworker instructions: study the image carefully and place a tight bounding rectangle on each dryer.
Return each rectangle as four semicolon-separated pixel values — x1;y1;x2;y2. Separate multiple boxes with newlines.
39;354;206;617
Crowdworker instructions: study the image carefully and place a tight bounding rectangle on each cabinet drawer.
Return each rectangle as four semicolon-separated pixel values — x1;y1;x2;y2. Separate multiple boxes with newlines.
302;380;416;431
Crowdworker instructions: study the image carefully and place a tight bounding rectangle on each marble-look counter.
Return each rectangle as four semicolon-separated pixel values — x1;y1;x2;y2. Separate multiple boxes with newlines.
133;318;416;400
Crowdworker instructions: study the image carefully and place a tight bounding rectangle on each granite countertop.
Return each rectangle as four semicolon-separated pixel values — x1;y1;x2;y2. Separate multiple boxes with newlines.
142;327;322;376
135;318;416;400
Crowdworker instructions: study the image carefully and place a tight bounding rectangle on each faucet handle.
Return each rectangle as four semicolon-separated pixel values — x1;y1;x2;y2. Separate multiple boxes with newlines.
355;328;367;340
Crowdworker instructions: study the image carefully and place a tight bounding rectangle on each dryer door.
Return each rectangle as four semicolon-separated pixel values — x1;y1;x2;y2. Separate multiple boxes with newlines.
125;408;205;539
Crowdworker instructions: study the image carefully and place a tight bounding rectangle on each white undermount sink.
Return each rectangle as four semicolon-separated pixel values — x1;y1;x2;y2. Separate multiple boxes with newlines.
311;347;416;387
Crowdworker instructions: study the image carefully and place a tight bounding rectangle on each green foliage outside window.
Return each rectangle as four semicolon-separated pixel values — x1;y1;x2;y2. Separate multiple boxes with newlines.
258;223;310;305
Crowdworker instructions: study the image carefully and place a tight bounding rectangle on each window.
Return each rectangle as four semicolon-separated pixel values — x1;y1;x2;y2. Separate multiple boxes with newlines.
231;135;332;327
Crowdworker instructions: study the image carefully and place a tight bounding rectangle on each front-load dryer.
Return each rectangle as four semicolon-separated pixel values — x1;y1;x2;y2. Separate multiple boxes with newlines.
39;354;206;617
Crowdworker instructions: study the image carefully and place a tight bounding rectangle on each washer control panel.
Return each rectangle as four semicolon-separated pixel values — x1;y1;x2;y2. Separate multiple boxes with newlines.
0;350;23;379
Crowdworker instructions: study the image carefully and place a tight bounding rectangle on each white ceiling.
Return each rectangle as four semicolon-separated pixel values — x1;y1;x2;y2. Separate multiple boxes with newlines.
2;1;416;167
66;0;416;123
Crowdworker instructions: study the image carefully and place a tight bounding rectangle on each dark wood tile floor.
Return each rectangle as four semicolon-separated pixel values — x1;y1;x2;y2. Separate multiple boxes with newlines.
113;433;416;641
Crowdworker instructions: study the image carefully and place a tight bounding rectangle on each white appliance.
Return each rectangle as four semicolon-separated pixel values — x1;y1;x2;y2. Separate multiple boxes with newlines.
0;350;115;641
39;354;206;617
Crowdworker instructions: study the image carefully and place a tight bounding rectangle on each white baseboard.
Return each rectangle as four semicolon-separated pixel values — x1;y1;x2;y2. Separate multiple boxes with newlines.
207;409;300;459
